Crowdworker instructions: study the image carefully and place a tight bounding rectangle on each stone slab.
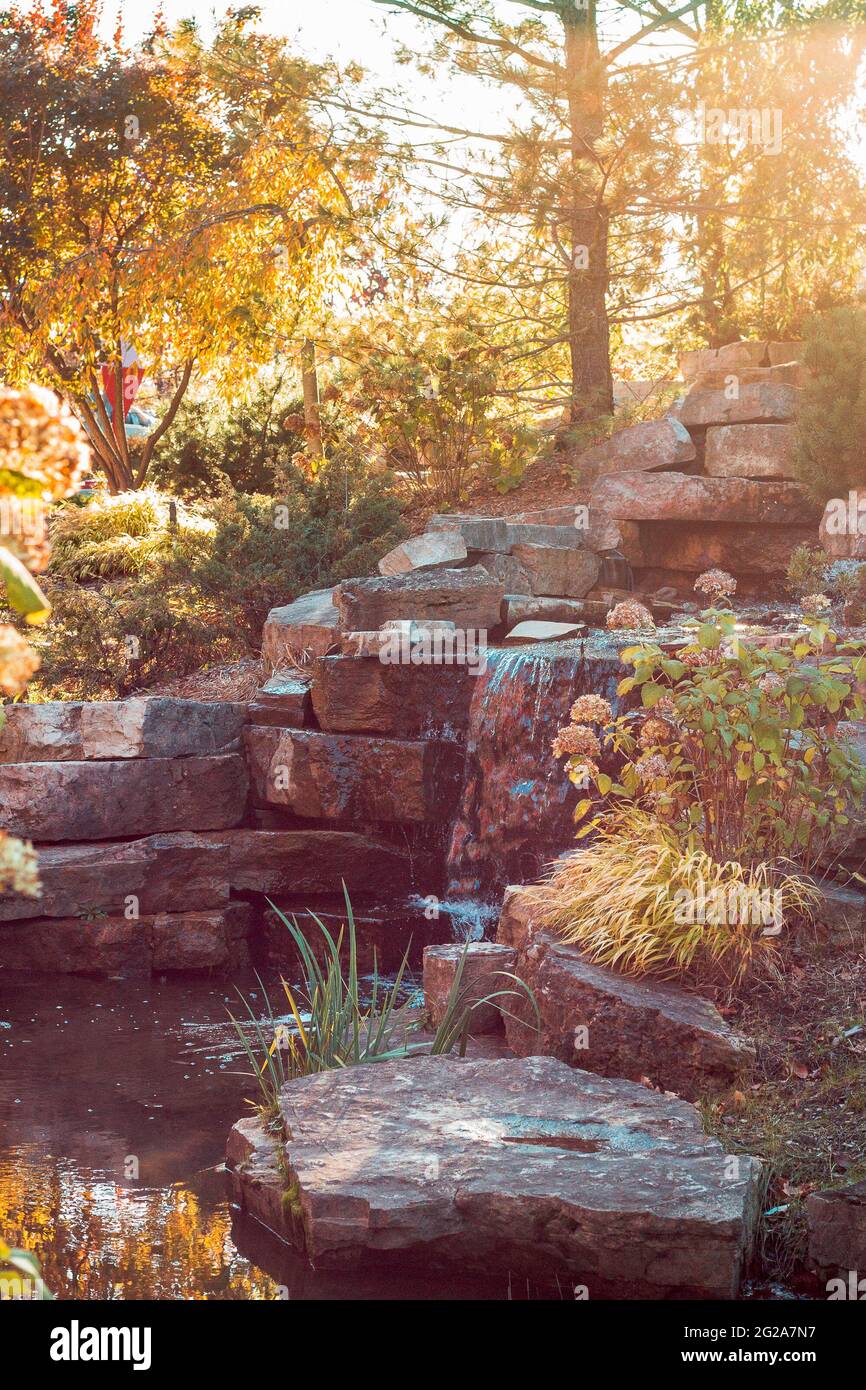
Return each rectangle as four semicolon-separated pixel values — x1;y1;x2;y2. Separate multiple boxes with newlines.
311;653;478;737
378;530;467;576
704;423;796;479
0;698;248;763
423;942;517;1034
247;674;311;728
262;588;340;667
509;543;600;598
336;567;503;633
806;1180;866;1273
678;382;799;429
0;754;248;842
577;417;696;476
503;621;585;644
227;1055;762;1297
590;472;816;525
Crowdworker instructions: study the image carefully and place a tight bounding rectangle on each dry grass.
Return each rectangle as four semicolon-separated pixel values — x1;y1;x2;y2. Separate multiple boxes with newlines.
526;809;818;990
138;657;265;701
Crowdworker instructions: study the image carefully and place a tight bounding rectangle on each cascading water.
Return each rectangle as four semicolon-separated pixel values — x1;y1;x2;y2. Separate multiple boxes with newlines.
439;635;623;938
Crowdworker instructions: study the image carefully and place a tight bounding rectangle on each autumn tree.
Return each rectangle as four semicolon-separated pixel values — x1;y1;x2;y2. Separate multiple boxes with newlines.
0;2;362;490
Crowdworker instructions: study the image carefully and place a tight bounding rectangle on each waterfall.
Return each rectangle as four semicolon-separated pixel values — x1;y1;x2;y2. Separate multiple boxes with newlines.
440;635;623;937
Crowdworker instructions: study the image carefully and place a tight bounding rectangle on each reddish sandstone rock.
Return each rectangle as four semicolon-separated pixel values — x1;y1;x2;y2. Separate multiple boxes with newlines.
262;588;340;667
509;543;600;597
496;887;754;1099
378;529;467;575
704;423;796;480
227;1056;763;1297
806;1180;866;1273
214;828;419;897
247;674;311;728
335;566;504;633
422;942;517;1034
245;726;462;823
635;521;817;575
0;698;247;763
679;341;768;382
576;417;696;475
0;754;248;842
678;381;798;429
590;472;815;525
311;653;477;736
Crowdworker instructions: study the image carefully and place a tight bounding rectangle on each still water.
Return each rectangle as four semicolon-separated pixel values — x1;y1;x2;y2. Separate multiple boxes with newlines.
0;969;525;1301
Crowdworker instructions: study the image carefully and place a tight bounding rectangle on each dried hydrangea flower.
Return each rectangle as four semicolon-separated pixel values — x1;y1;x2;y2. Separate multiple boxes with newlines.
0;385;90;501
0;831;40;898
570;693;612;725
655;693;677;717
680;647;716;668
568;758;599;786
606;599;655;631
801;593;831;612
552;723;602;760
694;568;737;601
639;716;673;748
636;752;670;783
0;624;40;695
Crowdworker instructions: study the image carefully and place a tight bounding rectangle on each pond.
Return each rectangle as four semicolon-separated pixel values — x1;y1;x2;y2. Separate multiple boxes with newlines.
0;969;527;1301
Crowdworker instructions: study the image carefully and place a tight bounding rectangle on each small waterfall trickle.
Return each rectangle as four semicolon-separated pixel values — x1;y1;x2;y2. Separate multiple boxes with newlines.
442;636;623;934
596;550;634;591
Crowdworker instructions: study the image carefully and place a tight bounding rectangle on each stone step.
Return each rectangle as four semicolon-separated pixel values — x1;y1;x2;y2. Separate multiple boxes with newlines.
509;542;600;598
678;381;799;429
0;754;248;843
311;651;478;736
590;472;817;525
262;587;340;667
0;697;247;763
245;726;463;824
422;941;518;1034
704;422;795;479
247;674;311;728
575;416;696;475
0;902;252;977
227;1055;763;1297
336;566;503;633
497;886;755;1100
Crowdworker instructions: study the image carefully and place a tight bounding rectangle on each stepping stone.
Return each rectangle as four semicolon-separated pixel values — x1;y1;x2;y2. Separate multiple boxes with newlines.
503;620;585;645
227;1055;763;1297
262;587;340;667
423;942;517;1034
378;529;467;576
497;886;755;1100
678;381;798;429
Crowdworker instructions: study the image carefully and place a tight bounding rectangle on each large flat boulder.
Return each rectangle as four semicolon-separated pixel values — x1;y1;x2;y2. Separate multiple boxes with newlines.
509;543;600;598
636;521;817;576
0;754;248;842
577;417;696;475
0;902;252;977
497;887;754;1100
0;697;247;762
678;381;798;429
590;472;816;525
245;726;462;823
704;423;795;479
378;529;467;575
311;653;477;736
262;588;340;667
228;1055;762;1297
336;566;504;632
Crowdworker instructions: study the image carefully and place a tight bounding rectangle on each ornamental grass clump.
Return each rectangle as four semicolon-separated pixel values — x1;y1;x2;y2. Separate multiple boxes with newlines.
526;809;818;988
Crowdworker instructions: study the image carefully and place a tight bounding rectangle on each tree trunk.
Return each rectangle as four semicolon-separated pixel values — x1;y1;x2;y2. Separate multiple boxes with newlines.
562;1;613;424
301;338;323;454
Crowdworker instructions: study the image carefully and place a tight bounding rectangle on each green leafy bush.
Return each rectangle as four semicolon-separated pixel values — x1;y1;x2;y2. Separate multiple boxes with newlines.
794;307;866;504
29;464;405;699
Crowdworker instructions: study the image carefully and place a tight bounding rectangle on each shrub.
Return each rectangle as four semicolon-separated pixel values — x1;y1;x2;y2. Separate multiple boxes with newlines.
794;307;866;504
29;464;406;699
556;603;866;874
527;809;816;988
